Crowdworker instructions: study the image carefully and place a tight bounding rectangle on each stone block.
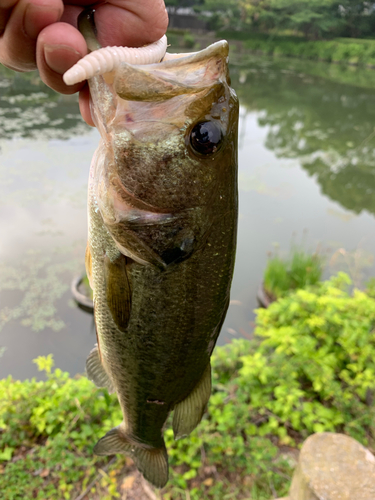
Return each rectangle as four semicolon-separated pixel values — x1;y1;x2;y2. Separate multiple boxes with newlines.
288;432;375;500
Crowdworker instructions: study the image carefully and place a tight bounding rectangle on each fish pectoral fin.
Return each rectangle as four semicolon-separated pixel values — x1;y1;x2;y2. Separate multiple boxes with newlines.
94;425;169;488
104;253;132;331
86;344;115;394
173;362;212;440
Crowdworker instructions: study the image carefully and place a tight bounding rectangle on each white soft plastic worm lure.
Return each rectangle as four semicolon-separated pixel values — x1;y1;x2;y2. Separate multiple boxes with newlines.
63;35;168;86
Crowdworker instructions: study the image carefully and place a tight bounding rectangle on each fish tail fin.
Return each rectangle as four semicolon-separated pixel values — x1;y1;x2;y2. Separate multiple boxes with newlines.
94;425;168;488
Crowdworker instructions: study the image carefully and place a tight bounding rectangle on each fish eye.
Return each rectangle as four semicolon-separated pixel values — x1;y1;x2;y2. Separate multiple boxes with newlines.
189;121;223;156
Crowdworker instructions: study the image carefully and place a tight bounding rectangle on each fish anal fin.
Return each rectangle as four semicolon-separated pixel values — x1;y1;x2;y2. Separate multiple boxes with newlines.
104;253;132;332
173;362;212;440
86;344;115;394
94;425;169;488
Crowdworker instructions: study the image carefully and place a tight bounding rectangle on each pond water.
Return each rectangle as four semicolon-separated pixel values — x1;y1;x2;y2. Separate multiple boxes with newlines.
1;53;375;379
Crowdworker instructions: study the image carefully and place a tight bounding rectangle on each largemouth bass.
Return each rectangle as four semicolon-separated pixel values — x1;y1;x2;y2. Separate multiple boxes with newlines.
73;12;238;488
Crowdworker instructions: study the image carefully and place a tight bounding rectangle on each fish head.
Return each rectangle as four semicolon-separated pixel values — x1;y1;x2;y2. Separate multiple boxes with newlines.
89;41;238;266
90;41;238;213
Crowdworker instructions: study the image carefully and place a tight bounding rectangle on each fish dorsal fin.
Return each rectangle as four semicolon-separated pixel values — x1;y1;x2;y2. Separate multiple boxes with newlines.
94;425;169;488
104;253;132;331
86;344;115;394
114;41;229;102
173;362;212;440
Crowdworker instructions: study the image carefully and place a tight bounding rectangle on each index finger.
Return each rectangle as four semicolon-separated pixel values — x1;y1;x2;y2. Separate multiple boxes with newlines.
37;0;168;123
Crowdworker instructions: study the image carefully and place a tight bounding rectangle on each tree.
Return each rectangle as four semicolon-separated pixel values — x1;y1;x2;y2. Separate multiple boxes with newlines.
249;0;344;39
240;0;375;39
196;0;245;31
170;0;375;39
165;0;204;14
196;0;343;36
337;1;375;38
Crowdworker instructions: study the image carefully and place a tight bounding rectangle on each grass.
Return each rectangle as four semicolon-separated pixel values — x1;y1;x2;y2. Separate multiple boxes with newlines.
263;246;323;299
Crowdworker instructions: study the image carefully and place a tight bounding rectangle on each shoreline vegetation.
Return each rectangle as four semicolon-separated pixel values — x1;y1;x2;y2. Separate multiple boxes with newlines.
262;247;324;301
167;0;375;69
167;28;375;69
221;31;375;68
2;273;375;500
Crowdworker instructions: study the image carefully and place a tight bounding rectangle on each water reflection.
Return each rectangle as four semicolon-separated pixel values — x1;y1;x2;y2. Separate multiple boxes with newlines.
0;66;89;140
232;56;375;215
0;69;96;378
1;249;77;332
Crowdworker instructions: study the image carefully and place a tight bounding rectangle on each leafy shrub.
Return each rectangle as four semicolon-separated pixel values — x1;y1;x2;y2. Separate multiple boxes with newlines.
249;272;375;445
0;359;123;500
330;43;368;64
263;247;323;298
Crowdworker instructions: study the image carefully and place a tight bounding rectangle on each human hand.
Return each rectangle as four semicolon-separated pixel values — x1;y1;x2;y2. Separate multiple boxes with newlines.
0;0;168;125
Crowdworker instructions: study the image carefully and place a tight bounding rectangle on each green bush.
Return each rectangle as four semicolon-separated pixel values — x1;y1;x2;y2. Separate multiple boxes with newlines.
263;247;323;298
249;272;375;445
0;358;123;500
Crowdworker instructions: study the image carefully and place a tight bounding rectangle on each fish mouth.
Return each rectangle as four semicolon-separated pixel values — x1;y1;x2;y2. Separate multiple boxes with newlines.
114;40;229;102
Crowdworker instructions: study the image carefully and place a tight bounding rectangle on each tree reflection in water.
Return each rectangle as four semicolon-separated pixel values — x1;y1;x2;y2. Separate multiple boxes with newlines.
231;56;375;215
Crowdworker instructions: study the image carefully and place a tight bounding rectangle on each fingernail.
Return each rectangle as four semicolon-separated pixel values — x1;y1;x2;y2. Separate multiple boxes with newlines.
44;44;83;75
24;3;61;39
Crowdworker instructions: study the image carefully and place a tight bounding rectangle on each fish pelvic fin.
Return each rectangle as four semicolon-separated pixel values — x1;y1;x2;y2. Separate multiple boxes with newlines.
86;344;115;394
94;426;169;488
173;362;212;440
